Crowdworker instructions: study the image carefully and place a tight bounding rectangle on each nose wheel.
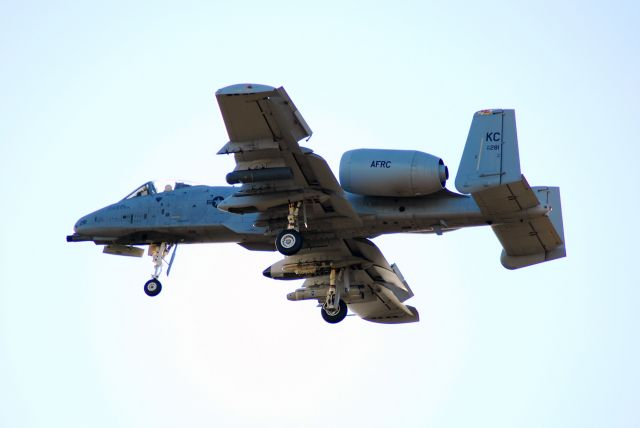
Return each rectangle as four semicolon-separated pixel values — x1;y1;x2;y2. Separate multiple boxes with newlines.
144;278;162;297
143;242;176;297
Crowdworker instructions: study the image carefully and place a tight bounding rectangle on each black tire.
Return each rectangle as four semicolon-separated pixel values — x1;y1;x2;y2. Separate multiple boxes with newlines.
321;300;348;324
275;229;303;256
144;279;162;297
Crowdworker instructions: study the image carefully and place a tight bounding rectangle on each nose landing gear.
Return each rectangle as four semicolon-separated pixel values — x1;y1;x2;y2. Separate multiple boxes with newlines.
143;243;176;297
144;278;162;297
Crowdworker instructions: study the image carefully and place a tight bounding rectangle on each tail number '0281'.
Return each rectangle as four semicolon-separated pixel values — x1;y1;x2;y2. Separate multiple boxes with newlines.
486;144;500;151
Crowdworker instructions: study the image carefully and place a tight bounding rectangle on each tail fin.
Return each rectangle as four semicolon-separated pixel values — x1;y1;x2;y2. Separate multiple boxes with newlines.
456;109;567;269
455;109;522;194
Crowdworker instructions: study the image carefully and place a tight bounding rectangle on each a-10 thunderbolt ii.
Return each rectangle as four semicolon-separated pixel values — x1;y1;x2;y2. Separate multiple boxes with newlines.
67;83;566;324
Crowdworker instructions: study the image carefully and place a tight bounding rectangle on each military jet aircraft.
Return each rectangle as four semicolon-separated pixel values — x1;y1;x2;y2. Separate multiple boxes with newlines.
67;83;566;324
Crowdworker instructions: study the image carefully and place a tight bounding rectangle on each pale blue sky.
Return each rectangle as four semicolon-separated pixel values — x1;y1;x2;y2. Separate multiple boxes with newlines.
2;1;639;427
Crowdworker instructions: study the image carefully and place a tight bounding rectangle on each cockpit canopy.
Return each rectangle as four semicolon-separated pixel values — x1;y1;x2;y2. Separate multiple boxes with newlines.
123;180;195;200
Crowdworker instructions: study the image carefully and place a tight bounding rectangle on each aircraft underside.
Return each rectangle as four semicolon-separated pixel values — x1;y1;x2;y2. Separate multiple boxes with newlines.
67;84;566;324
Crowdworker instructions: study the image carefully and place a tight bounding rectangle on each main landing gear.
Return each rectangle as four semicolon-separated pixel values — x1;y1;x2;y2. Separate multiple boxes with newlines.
143;242;175;297
320;267;348;324
275;229;303;255
321;300;348;324
275;201;304;256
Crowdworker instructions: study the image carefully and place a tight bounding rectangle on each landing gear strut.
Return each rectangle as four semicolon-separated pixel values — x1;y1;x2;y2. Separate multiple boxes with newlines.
275;201;304;256
143;242;174;297
320;268;348;323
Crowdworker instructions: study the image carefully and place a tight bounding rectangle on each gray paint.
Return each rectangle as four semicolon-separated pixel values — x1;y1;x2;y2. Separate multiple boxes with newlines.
339;149;448;197
67;84;566;324
455;109;522;194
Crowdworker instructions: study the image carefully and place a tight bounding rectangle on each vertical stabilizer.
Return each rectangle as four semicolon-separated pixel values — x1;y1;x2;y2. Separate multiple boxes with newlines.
455;109;521;194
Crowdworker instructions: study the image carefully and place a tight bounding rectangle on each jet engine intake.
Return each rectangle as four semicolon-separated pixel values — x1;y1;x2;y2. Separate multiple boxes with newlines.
339;149;448;197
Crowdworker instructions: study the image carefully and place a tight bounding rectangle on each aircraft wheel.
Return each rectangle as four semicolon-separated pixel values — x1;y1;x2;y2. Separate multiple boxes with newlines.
144;279;162;297
321;300;348;324
275;229;303;256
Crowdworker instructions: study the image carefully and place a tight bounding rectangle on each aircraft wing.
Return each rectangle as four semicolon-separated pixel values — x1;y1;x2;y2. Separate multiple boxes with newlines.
214;84;360;222
267;238;419;324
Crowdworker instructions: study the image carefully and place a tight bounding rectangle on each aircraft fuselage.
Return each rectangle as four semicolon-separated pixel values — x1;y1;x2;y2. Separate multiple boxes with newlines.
68;183;542;250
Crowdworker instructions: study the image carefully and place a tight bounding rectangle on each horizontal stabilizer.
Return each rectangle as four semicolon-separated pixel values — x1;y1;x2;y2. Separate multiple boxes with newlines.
472;175;539;215
495;186;566;269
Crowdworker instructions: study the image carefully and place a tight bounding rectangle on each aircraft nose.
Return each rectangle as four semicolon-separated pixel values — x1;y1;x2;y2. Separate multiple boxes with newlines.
67;214;93;242
74;215;90;234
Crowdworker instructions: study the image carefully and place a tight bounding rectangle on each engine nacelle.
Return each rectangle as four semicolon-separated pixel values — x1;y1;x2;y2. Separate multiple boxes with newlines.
339;149;449;197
